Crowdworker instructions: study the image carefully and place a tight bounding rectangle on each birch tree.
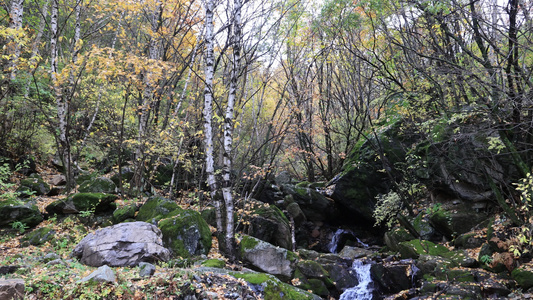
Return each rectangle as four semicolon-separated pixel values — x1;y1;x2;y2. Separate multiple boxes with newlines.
8;0;24;80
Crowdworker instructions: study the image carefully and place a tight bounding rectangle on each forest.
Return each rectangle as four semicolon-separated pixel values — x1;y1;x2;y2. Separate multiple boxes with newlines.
2;0;533;299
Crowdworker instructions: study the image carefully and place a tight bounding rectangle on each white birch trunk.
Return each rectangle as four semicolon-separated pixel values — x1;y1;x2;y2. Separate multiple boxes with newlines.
221;0;243;259
51;0;72;189
202;0;223;233
9;0;24;80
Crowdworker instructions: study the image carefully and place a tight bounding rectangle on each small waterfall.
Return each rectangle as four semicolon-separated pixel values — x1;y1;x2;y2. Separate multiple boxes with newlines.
328;229;346;253
328;229;369;253
340;260;374;300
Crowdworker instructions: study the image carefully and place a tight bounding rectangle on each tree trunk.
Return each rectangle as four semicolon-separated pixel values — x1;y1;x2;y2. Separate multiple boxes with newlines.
221;0;243;261
202;0;223;233
9;0;24;80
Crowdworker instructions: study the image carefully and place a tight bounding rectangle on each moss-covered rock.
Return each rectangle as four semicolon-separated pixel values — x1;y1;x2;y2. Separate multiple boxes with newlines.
384;227;415;251
454;233;484;249
45;193;117;215
158;210;211;258
398;239;450;259
17;175;50;197
0;198;43;228
78;177;116;193
20;226;56;246
201;259;225;268
281;184;337;222
244;201;292;250
293;260;334;297
231;272;321;300
512;267;533;290
239;235;297;280
136;196;182;223
112;204;137;224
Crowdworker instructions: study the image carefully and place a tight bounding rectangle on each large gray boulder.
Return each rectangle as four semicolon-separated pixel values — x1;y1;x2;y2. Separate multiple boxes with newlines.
72;221;170;267
239;235;297;280
0;278;24;300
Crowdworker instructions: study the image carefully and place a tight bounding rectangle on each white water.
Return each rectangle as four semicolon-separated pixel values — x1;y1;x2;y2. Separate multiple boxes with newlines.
328;229;369;253
340;260;373;300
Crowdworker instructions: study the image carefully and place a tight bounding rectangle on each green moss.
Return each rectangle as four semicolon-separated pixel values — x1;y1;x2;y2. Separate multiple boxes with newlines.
436;269;475;282
112;204;137;224
398;239;450;259
136;196;182;222
286;250;299;263
158;210;212;258
232;272;272;284
299;279;328;296
240;235;260;254
20;226;55;246
512;267;533;290
70;193;118;212
231;272;319;300
200;259;225;268
255;205;289;225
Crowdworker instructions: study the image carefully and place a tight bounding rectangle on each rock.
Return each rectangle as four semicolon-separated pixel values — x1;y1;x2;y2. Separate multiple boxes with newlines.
78;265;116;283
294;260;334;297
239;235;297;280
512;267;533;290
398;239;450;259
275;171;293;185
138;262;156;277
201;259;226;268
78;177;116;193
41;253;61;263
285;202;306;227
20;226;56;247
0;199;43;228
16;156;36;176
50;175;66;186
0;266;19;275
112;204;137;224
136;196;182;223
244;201;292;250
330;122;410;223
16;175;50;197
338;246;373;260
371;261;416;294
46;193;118;215
454;233;484;249
281;184;337;222
231;272;321;300
110;167;134;186
322;263;358;294
384;227;415;251
0;278;24;300
72;221;170;267
158;210;212;258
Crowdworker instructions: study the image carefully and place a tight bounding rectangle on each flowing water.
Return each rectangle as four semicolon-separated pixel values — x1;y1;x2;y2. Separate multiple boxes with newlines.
328;229;369;253
339;260;374;300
